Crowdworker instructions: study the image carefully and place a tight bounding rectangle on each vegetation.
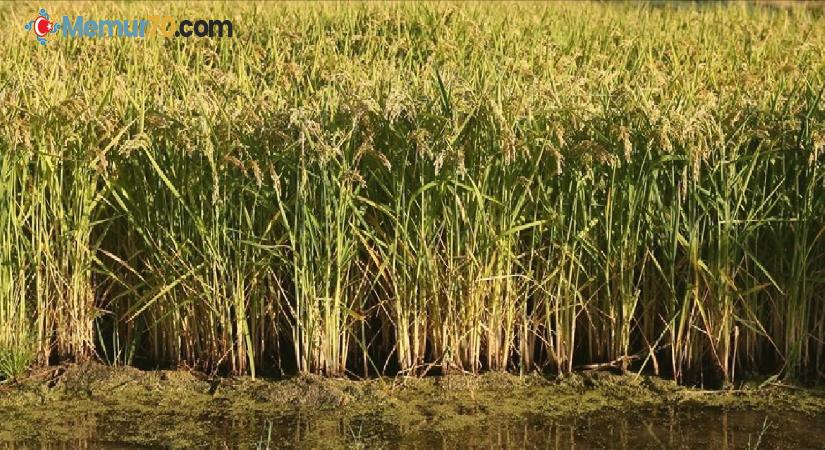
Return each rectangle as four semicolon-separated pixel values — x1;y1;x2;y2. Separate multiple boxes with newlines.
0;2;823;383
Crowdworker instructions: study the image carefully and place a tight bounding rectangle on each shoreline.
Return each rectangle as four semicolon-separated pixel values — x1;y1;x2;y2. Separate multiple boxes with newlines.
1;364;824;448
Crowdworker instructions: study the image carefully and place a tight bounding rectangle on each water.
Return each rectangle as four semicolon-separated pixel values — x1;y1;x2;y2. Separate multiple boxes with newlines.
2;407;824;449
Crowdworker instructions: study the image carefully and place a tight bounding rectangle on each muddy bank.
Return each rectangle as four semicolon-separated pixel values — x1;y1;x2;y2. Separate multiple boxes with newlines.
1;365;824;448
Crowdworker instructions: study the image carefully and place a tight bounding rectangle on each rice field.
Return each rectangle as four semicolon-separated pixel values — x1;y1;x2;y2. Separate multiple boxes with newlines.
0;1;824;384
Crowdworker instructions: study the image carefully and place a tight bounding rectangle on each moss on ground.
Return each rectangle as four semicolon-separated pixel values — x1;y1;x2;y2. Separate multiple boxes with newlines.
0;364;823;448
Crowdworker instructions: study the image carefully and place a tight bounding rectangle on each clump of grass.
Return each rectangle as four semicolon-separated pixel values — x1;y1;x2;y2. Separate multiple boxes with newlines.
0;339;34;381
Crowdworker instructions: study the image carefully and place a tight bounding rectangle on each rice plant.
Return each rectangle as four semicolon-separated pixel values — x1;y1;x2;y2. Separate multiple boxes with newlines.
0;1;822;383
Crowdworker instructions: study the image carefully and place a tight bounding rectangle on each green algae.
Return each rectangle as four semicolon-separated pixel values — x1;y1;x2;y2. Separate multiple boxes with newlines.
0;365;824;448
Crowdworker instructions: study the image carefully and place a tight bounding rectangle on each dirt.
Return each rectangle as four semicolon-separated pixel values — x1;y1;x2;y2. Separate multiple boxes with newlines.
0;364;824;448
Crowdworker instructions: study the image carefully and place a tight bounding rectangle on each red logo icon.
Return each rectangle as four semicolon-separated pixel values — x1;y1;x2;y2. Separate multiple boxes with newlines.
24;8;61;45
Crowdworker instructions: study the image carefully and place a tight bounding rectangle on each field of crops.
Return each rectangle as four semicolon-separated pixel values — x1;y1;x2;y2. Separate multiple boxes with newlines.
0;2;823;384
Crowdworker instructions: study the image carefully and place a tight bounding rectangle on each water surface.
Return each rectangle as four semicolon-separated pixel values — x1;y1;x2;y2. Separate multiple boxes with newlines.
4;407;824;449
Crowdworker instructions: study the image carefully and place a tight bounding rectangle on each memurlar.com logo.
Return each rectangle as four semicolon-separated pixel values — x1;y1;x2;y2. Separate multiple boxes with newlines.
24;7;233;45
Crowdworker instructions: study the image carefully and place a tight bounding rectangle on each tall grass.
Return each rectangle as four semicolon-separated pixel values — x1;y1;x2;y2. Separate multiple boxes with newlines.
0;2;823;383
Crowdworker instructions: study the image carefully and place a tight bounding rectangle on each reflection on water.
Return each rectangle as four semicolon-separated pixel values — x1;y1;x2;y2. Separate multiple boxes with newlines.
3;408;825;449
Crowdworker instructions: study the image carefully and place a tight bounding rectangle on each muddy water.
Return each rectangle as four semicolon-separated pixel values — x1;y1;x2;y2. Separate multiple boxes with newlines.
3;368;825;449
3;407;825;449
